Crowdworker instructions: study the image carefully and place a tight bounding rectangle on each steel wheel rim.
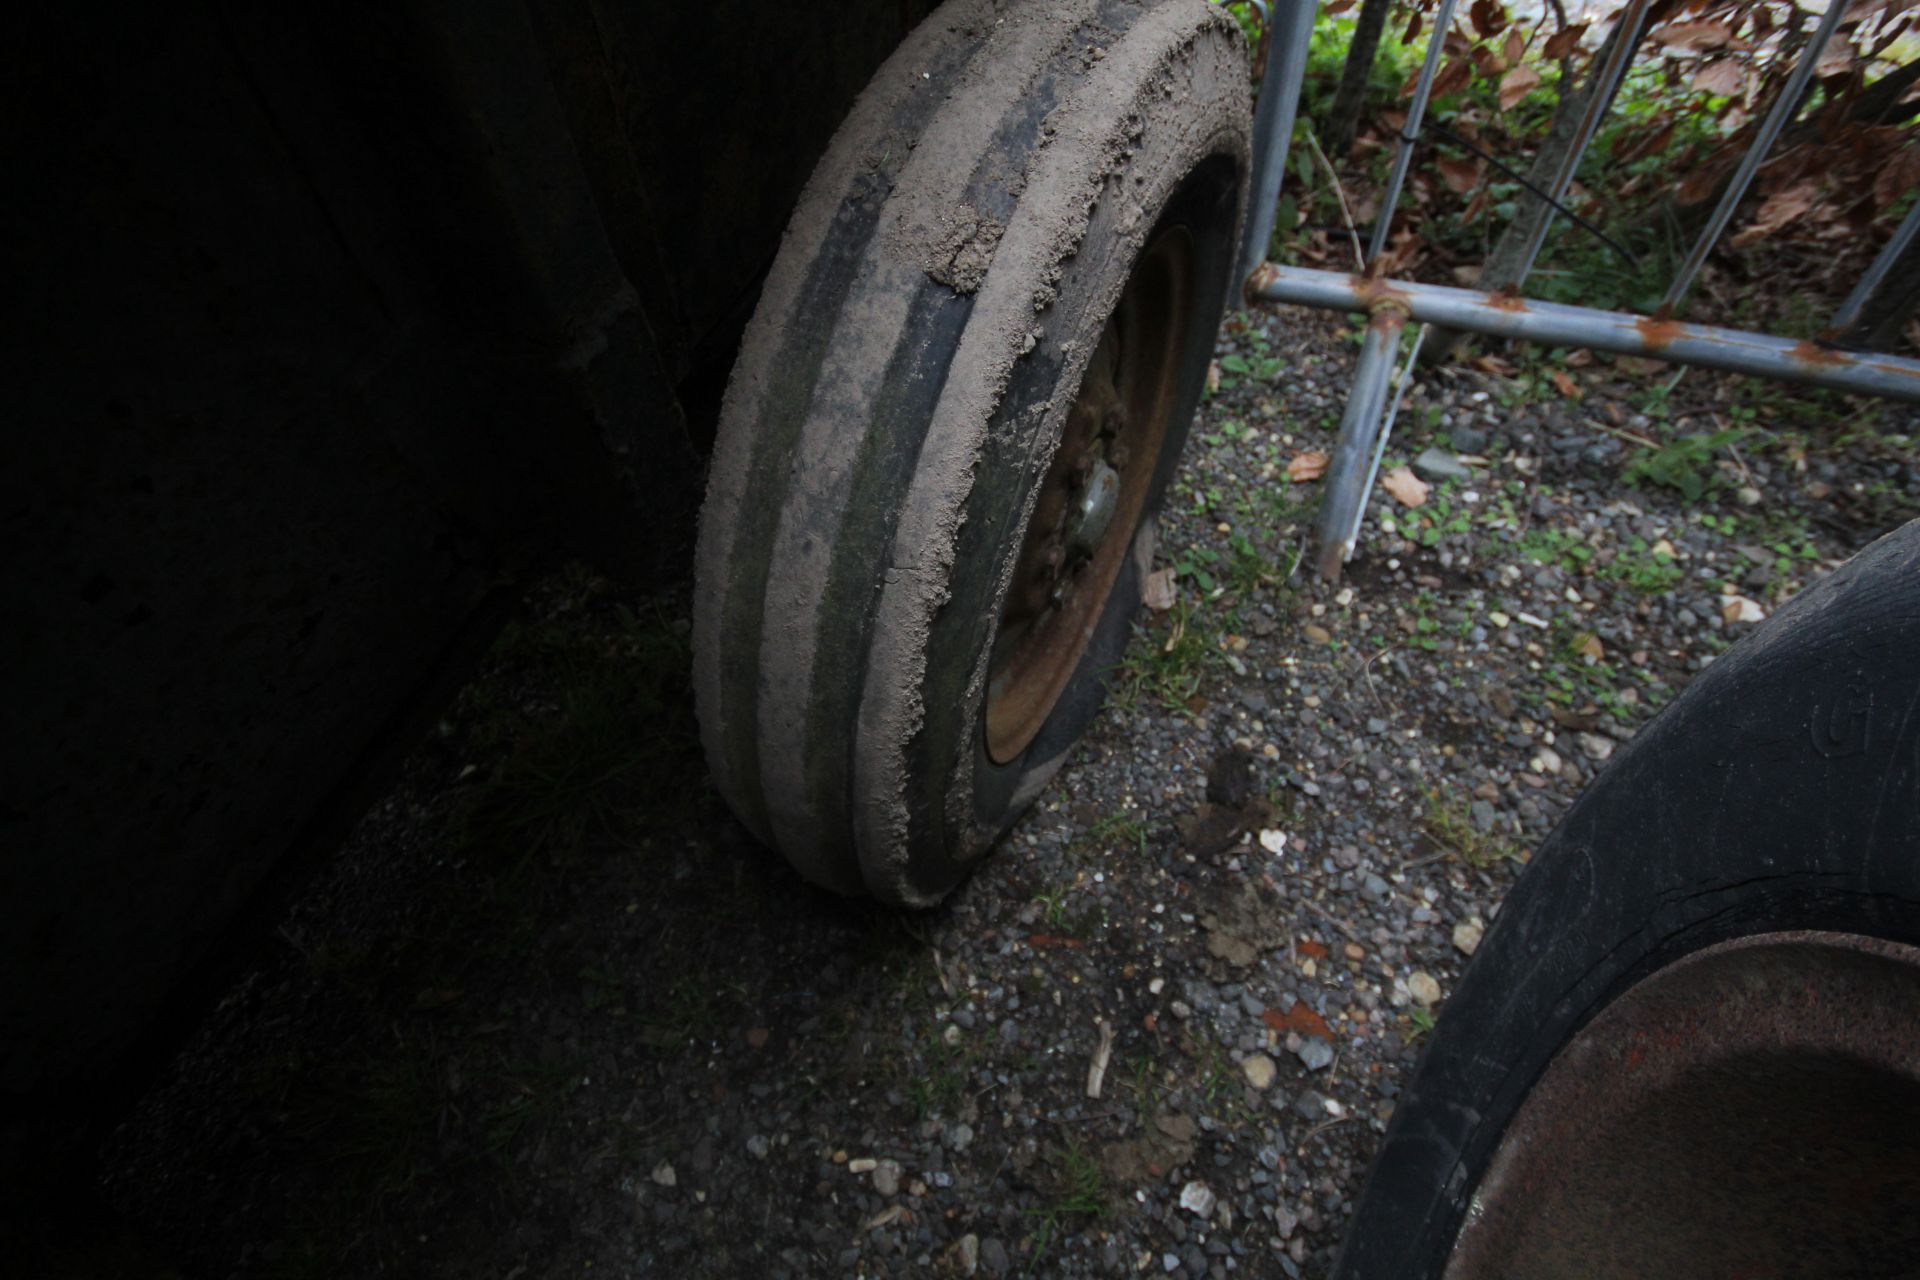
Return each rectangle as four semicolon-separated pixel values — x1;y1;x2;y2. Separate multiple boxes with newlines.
1444;930;1920;1280
984;226;1194;765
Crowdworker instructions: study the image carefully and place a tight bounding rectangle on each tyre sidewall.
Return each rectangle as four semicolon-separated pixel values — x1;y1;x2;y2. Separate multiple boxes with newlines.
1335;521;1920;1278
969;164;1243;832
883;36;1251;903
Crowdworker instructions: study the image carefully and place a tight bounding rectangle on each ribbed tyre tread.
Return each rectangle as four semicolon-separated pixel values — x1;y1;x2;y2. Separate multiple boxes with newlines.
695;0;1250;903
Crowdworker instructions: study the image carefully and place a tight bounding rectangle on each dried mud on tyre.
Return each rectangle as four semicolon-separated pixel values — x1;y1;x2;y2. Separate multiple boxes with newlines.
694;0;1251;905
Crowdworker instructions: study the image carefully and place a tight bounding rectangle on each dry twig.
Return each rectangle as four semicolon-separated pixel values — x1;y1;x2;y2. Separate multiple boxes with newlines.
1304;125;1367;272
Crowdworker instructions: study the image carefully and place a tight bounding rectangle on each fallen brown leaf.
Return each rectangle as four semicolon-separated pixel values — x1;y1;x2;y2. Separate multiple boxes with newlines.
1498;65;1542;111
1288;451;1328;483
1462;186;1493;224
1814;36;1853;79
1731;180;1819;249
1143;567;1177;612
1543;22;1587;59
1691;58;1743;97
1876;147;1920;213
1437;155;1484;195
1548;705;1600;732
1651;20;1733;51
1550;369;1582;399
1381;466;1431;508
1263;1004;1333;1039
1616;118;1677;166
1678;143;1740;204
1430;55;1474;101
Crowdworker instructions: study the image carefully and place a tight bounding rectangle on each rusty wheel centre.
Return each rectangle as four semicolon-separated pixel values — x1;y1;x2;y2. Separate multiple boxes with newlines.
985;227;1193;765
1445;930;1920;1279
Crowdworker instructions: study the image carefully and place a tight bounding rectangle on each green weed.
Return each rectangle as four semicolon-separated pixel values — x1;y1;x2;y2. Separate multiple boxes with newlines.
1032;883;1072;931
1622;430;1746;503
1404;485;1473;550
1517;526;1593;575
1421;790;1522;869
1088;809;1149;857
907;1032;981;1122
1024;1138;1108;1276
458;583;700;873
1599;536;1683;595
1110;598;1215;713
1214;349;1286;390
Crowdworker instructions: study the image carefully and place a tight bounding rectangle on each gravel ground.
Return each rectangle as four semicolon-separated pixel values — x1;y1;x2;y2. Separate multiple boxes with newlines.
103;302;1920;1279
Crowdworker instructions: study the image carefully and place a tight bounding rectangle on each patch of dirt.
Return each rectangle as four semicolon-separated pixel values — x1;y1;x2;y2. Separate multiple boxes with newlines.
102;302;1918;1278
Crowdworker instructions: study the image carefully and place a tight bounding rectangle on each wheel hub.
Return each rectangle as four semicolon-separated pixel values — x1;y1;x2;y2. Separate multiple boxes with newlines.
983;226;1194;765
1445;931;1920;1279
1066;455;1122;563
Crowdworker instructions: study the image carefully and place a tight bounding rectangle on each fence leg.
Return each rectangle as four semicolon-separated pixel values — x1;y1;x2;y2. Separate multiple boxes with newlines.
1340;323;1429;556
1420;0;1653;368
1314;305;1408;580
1366;0;1460;264
1830;197;1920;339
1237;0;1320;287
1658;0;1850;316
1508;0;1654;284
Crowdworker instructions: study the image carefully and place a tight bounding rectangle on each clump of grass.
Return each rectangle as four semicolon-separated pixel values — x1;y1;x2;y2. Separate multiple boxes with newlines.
1184;1029;1251;1123
1032;883;1072;930
1622;429;1746;504
1109;598;1215;713
1421;789;1523;869
1024;1138;1107;1276
1599;536;1683;595
1087;809;1148;857
907;1031;981;1122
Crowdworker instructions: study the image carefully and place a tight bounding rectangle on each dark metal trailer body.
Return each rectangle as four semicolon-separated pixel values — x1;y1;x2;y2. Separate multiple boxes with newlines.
3;0;935;1163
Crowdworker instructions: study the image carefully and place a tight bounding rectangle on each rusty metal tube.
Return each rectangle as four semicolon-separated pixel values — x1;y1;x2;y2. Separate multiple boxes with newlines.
1314;307;1407;579
1659;0;1850;316
1367;0;1461;265
1257;265;1920;403
1237;0;1320;286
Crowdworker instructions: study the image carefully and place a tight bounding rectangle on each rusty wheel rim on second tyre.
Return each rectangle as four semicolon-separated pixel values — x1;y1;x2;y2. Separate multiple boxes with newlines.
1444;931;1920;1279
984;227;1194;765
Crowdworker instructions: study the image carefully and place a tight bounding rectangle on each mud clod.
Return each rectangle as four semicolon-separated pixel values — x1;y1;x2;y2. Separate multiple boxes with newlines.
925;209;1006;294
